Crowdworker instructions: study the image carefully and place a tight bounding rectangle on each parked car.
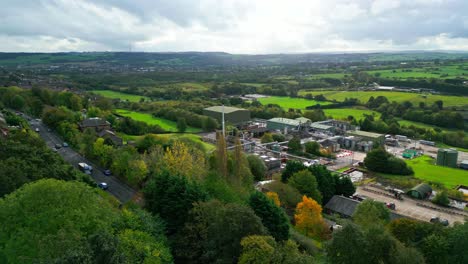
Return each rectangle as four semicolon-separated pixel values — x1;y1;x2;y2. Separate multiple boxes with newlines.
78;162;93;172
54;143;62;149
35;128;40;132
386;202;396;210
98;182;108;190
103;169;112;176
430;217;449;226
62;142;69;147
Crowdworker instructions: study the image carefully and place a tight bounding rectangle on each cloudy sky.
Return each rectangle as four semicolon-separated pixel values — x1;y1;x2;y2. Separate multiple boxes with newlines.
1;0;467;53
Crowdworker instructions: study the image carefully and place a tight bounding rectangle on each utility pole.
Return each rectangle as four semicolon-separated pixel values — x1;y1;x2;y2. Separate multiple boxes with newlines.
222;104;225;137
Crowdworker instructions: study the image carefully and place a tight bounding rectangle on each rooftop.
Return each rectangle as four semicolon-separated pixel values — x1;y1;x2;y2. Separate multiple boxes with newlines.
347;130;383;139
81;117;110;127
295;117;311;123
267;117;300;126
204;105;247;113
310;123;334;130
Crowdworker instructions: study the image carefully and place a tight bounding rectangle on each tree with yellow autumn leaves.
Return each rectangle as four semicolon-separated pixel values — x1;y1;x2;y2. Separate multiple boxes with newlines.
294;195;329;239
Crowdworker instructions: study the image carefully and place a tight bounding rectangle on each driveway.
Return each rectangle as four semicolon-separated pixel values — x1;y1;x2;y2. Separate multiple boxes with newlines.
28;117;136;203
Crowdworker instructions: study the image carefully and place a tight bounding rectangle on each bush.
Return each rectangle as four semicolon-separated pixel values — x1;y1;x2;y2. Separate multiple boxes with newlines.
432;191;450;207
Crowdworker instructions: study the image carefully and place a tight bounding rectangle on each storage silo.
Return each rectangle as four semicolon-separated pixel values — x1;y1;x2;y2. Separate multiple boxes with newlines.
437;148;458;168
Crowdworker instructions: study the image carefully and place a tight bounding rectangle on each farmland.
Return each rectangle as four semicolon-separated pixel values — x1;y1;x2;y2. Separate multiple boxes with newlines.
257;96;331;110
366;63;468;80
92;90;151;102
405;156;468;188
298;90;467;107
323;108;380;120
115;109;201;133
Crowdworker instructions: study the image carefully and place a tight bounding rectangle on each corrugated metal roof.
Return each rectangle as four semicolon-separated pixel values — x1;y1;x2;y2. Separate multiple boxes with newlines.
310;123;333;130
347;130;383;139
267;117;300;126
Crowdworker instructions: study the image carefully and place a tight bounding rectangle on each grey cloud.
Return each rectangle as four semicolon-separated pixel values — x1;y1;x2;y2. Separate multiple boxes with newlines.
0;0;467;52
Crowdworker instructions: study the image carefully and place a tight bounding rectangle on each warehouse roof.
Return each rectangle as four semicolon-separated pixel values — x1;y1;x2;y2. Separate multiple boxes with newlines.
267;117;300;126
410;183;433;196
325;195;407;220
347;130;383;139
310;123;334;130
204;106;247;113
295;117;311;123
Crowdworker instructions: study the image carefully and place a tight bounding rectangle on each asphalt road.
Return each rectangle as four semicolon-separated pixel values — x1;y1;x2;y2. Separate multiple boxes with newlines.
27;117;136;203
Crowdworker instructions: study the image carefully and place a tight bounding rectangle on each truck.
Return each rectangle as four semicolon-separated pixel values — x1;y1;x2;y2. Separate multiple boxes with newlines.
78;162;93;174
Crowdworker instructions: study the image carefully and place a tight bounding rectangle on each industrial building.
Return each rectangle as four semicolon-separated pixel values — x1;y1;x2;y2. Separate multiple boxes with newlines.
203;106;250;124
436;148;458;168
313;119;354;133
346;130;385;145
266;118;301;133
310;122;335;133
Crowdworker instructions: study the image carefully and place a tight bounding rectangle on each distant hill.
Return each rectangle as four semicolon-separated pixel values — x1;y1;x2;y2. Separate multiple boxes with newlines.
0;51;467;68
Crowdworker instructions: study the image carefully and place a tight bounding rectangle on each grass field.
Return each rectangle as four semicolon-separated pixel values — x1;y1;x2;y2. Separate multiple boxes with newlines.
121;133;215;152
323;108;380;120
173;82;211;91
298;90;467;107
366;63;468;80
257;96;332;109
406;156;468;188
115;109;201;133
93;90;151;102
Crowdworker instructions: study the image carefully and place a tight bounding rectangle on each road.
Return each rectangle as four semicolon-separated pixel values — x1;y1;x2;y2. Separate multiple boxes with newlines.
28;117;136;203
357;185;466;225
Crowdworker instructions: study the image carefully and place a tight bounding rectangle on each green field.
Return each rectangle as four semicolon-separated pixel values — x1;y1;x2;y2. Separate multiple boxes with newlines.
323;108;380;120
122;133;214;152
115;109;201;133
173;82;211;91
93;90;151;102
298;90;467;107
257;96;332;110
366;63;468;80
406;156;468;188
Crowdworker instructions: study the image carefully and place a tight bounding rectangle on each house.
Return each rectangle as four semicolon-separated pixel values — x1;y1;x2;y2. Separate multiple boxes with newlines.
324;195;406;220
79;117;111;132
407;184;433;199
98;130;123;146
203;106;251;125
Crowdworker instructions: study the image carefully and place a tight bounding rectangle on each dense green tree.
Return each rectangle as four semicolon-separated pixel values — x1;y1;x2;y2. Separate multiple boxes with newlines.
326;223;369;264
239;236;314;264
388;218;441;247
247;154;267;181
421;234;449;264
117;229;173;264
304;141;320;155
432;191;450;207
176;117;187;132
174;200;267;263
0;131;90;197
308;165;336;204
143;170;209;234
364;147;413;175
0;179;118;263
281;160;307;182
264;181;302;211
288;136;302;153
353;200;391;228
335;175;356;197
288;170;322;204
249;191;290;241
261;132;274;144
